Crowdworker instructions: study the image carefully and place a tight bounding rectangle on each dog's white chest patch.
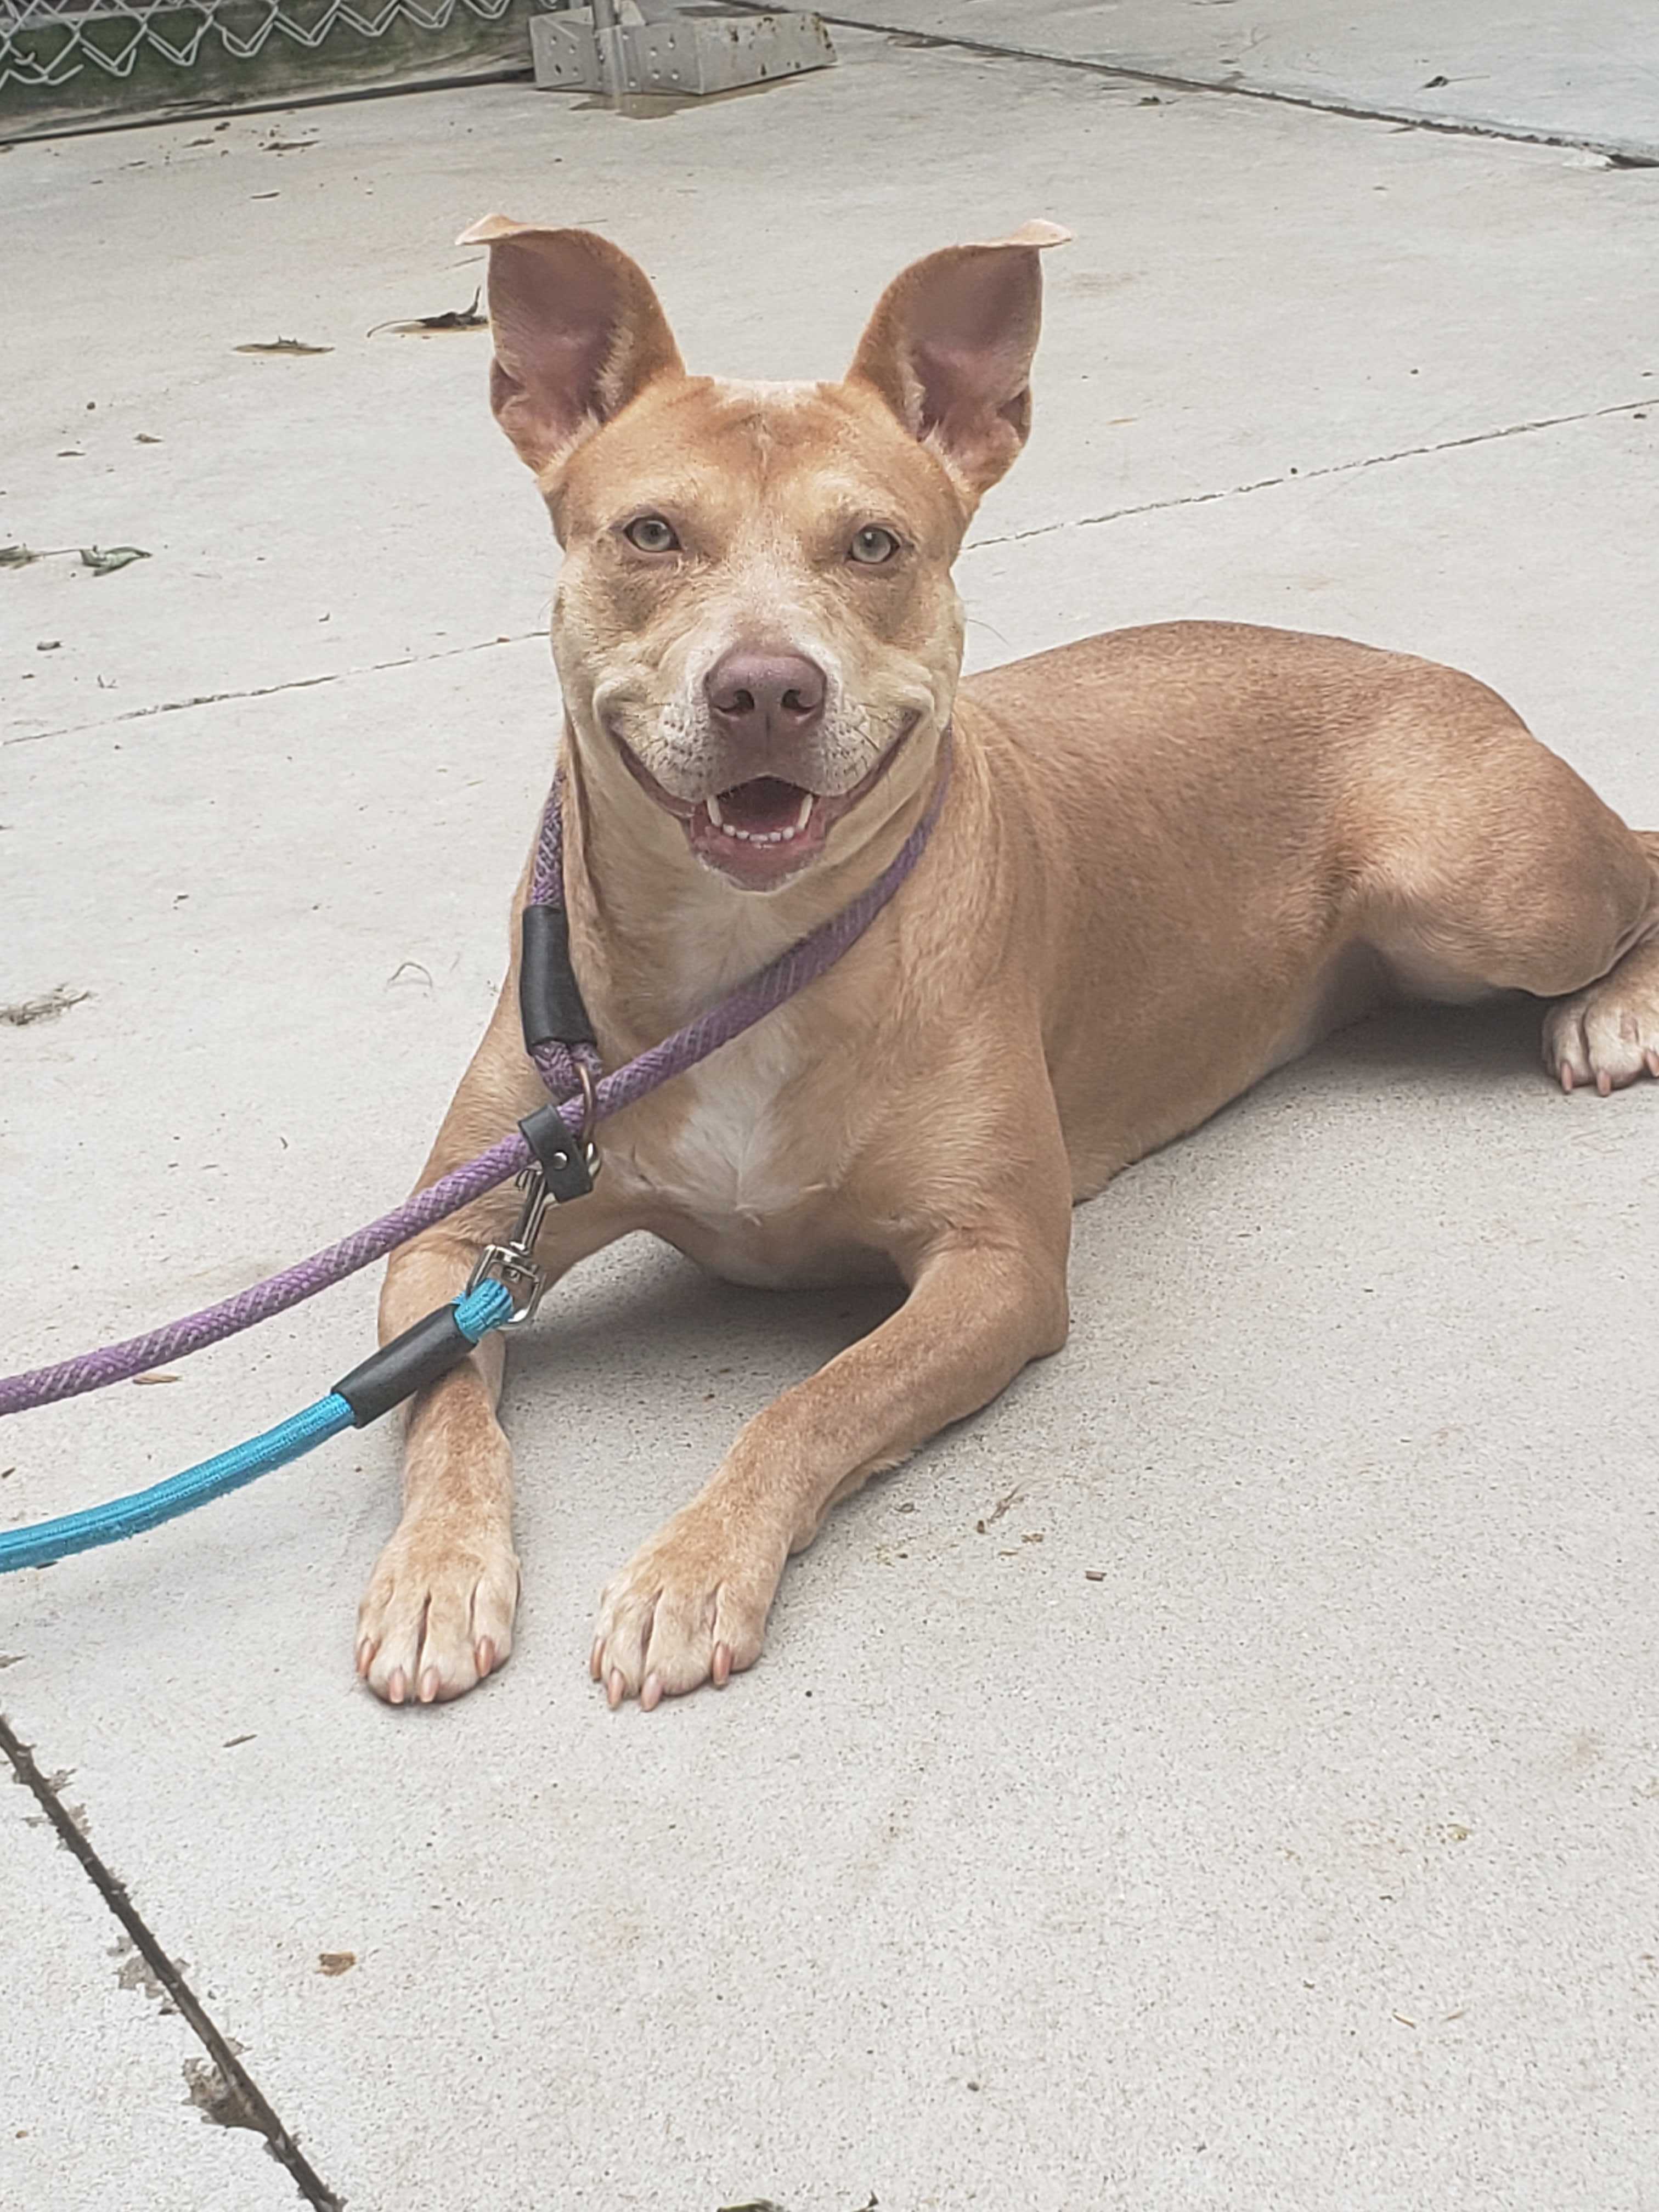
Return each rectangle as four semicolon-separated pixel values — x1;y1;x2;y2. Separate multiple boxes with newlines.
668;1022;801;1222
602;902;819;1275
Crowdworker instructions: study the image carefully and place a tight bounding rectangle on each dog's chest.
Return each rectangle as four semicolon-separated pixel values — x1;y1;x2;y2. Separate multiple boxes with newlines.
610;1029;825;1284
600;916;832;1283
659;1024;802;1216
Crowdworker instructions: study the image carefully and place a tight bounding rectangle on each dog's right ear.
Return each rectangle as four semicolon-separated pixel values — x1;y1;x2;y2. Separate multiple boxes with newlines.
457;216;684;477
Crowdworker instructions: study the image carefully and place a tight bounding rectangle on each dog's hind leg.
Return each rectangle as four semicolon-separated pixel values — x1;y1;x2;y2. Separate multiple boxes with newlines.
1540;831;1659;1092
1347;670;1659;1091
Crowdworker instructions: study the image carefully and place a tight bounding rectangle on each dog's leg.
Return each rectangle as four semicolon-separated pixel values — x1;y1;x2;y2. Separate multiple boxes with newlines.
1355;680;1659;1090
355;1006;629;1704
357;1189;628;1705
591;1216;1070;1709
355;1212;521;1707
1541;831;1659;1092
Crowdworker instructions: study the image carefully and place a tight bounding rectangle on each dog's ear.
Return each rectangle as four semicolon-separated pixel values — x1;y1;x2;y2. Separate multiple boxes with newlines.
457;216;684;477
847;221;1070;502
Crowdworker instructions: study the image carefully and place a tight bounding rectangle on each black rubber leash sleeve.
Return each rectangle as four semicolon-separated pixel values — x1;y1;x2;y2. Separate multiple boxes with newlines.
520;905;596;1051
333;1306;476;1427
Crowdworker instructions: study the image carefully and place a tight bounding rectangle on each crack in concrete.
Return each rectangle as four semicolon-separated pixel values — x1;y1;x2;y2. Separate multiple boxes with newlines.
1;1710;343;2210
784;8;1659;163
966;397;1655;552
3;629;545;750
7;400;1651;743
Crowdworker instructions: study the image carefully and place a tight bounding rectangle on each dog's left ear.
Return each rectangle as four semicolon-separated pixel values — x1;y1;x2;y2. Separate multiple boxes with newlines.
458;215;684;478
847;220;1070;503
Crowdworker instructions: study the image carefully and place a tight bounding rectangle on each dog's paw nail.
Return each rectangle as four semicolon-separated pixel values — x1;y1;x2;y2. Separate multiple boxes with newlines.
1560;1060;1575;1092
712;1643;733;1688
641;1672;663;1712
387;1668;408;1706
475;1637;496;1678
419;1667;441;1705
589;1639;604;1682
1597;1069;1613;1097
355;1638;375;1677
607;1668;627;1710
1645;1049;1659;1079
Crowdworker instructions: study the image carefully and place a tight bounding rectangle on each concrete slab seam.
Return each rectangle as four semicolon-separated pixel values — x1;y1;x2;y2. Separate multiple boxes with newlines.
4;629;548;751
968;394;1657;551
15;397;1652;749
750;5;1659;163
0;1711;345;2212
0;65;534;151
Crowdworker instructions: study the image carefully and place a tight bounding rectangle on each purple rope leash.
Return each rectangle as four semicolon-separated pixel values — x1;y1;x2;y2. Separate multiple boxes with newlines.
0;748;950;1421
524;777;607;1111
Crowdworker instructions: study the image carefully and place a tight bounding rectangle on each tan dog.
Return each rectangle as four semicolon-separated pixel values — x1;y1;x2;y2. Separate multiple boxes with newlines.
354;218;1659;1712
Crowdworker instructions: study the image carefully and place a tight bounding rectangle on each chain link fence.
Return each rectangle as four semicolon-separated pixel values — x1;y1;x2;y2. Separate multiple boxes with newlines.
1;0;544;135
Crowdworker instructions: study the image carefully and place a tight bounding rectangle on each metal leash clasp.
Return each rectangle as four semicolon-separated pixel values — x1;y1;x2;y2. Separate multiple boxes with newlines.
466;1169;555;1324
467;1063;600;1325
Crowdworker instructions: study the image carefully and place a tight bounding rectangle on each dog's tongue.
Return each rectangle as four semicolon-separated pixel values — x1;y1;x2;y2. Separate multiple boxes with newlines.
716;776;806;834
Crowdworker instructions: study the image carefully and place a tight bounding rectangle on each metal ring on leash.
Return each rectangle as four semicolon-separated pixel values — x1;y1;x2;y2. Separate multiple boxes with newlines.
573;1055;598;1155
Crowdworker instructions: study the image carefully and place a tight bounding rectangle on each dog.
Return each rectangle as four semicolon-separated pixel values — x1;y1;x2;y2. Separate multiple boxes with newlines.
354;216;1659;1711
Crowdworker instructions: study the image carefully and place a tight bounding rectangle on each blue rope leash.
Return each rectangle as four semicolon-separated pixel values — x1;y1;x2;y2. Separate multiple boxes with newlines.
0;1279;515;1576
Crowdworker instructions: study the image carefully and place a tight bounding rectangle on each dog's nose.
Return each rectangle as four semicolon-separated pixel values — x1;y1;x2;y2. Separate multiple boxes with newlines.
704;648;826;742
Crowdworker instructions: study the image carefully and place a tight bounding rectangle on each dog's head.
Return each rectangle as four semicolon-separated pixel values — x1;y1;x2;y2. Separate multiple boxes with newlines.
462;215;1066;891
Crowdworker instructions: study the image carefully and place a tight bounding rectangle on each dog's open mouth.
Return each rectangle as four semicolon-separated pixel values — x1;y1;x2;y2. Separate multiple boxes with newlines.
702;777;815;844
617;723;917;888
690;776;825;881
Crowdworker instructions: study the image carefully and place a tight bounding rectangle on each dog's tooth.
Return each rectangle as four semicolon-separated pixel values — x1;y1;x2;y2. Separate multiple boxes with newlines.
794;791;814;831
707;792;725;827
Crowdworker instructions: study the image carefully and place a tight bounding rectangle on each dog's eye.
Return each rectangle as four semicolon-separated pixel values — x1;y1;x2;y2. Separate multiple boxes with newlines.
624;515;679;553
848;526;899;566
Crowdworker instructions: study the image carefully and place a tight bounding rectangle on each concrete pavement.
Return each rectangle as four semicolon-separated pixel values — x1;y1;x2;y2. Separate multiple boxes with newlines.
803;0;1659;161
4;11;1658;2209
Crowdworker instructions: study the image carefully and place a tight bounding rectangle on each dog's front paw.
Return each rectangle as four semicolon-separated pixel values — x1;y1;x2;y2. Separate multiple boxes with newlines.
591;1498;785;1710
356;1518;519;1706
